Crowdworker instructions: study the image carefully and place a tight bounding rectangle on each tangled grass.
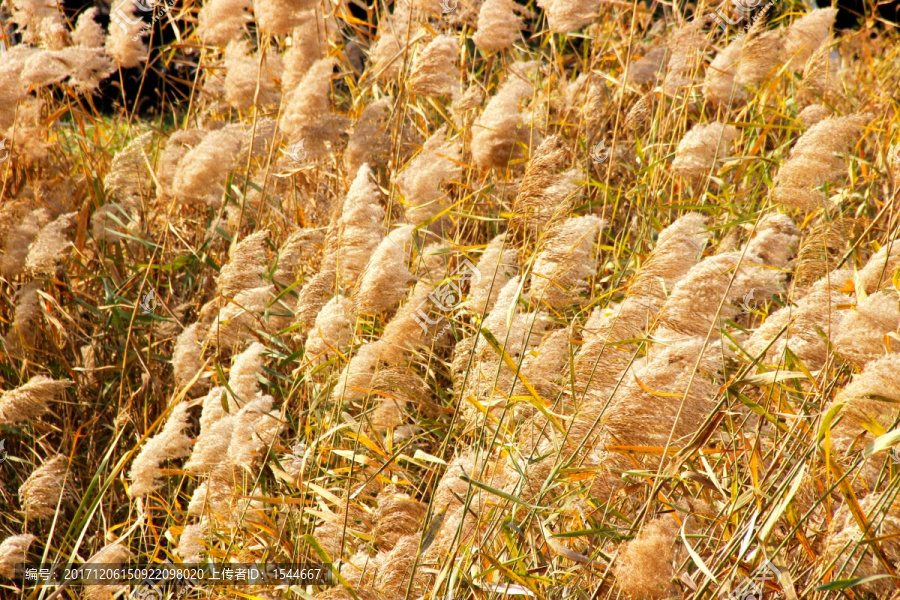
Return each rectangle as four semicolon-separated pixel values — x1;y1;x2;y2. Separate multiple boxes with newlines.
1;0;900;598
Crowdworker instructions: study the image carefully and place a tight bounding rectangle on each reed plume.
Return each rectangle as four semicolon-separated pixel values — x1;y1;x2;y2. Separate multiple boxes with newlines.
613;517;678;599
223;39;281;110
745;268;853;369
473;0;527;52
0;534;35;579
472;70;534;169
306;295;354;360
529;215;606;309
769;114;868;210
736;14;786;88
408;35;460;99
24;211;76;276
833;291;900;367
672;122;738;180
128;403;194;498
280;57;350;160
0;376;70;426
511;135;575;235
537;0;602;34
218;230;269;297
253;0;314;34
19;455;69;520
105;0;147;69
703;38;745;106
784;8;838;67
336;164;387;285
354;225;415;314
228;341;268;403
198;0;252;46
468;233;519;316
173;125;245;207
394;126;461;228
346;98;394;176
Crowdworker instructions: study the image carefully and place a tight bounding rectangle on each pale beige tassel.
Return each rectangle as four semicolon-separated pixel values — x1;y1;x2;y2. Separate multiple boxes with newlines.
128;403;194;498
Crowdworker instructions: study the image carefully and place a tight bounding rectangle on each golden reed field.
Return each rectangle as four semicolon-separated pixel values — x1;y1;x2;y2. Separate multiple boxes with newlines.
1;0;900;598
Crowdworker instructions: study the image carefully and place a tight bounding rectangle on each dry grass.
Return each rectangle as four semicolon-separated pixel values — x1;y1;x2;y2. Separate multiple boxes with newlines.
1;0;900;599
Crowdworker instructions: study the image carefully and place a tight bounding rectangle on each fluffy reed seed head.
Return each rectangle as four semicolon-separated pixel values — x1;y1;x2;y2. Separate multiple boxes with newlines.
253;0;315;35
5;280;42;351
369;5;412;81
703;38;745;106
511;135;575;235
219;230;269;297
175;519;208;563
529;215;606;309
128;403;194;498
473;0;526;52
790;220;853;298
408;35;460;99
282;11;331;93
306;295;354;360
72;8;105;48
105;0;147;69
1;206;50;278
209;285;274;348
0;375;70;426
336;164;387;285
537;0;603;34
24;211;77;276
735;14;787;88
783;8;838;67
745;268;853;368
830;352;900;446
394;126;461;228
0;534;36;579
471;71;534;169
662;18;710;95
857;240;900;295
294;267;338;334
19;454;70;520
173;323;208;394
104;132;153;204
468;233;519;317
173;125;245;207
345;98;394;176
613;517;678;599
228;341;268;403
354;225;415;315
82;542;132;600
223;39;281;110
280;57;350;159
227;395;282;471
373;492;428;551
769;114;868;210
834;291;900;368
672;122;738;180
332;342;382;401
185;415;234;474
822;494;900;597
198;0;252;46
